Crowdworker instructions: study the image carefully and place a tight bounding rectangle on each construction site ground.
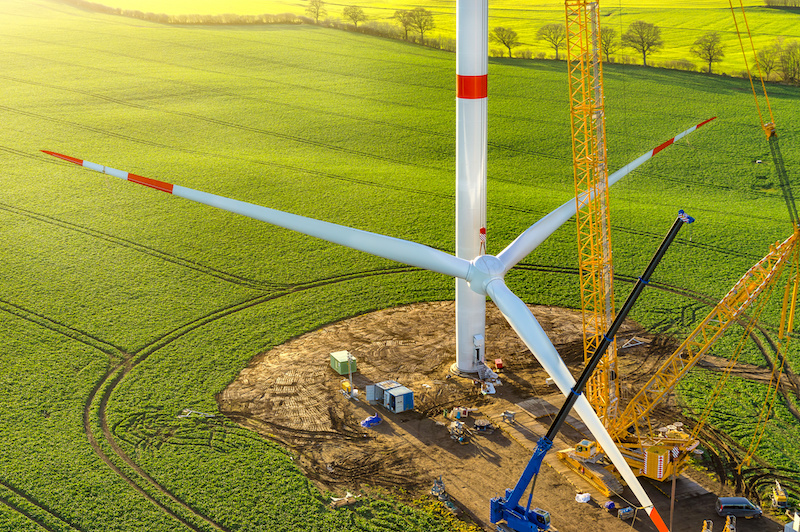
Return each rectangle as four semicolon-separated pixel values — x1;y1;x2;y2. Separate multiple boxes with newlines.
217;301;786;532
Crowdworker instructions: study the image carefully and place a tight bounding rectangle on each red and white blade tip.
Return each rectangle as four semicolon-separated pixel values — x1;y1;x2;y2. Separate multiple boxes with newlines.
42;150;174;194
42;150;83;165
652;116;716;156
649;507;669;532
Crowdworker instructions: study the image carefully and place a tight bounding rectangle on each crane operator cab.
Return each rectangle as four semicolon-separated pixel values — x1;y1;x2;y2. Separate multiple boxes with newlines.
529;508;550;529
573;439;601;462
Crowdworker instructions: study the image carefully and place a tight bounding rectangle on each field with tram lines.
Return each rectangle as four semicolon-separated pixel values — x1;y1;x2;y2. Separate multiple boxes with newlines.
1;0;800;530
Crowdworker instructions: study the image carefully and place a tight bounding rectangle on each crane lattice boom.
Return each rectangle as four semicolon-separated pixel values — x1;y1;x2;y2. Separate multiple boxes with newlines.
565;0;620;427
609;232;798;440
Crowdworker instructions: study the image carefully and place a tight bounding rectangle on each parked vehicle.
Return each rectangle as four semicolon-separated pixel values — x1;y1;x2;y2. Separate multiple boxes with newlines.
715;497;762;519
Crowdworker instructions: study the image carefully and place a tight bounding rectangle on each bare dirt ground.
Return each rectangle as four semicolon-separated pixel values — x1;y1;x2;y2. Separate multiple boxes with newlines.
217;301;786;532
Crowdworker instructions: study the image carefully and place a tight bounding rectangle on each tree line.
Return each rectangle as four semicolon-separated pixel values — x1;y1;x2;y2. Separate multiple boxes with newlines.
763;0;800;7
306;1;443;48
56;0;799;85
495;20;799;84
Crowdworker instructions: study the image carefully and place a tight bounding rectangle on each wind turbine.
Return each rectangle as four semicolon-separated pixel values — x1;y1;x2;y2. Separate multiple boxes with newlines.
41;1;714;530
41;113;707;530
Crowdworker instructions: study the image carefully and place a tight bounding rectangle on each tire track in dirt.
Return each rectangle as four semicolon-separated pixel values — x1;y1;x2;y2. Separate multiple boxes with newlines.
0;297;124;358
0;479;85;532
506;213;763;262
692;420;800;504
0;72;446;140
515;262;727;302
2;102;440;172
83;267;418;531
3;62;588;167
0;494;58;532
2;88;443;173
1;45;448;123
4;28;448;96
750;323;800;422
0;201;287;292
0;295;282;527
8;68;747;178
85;358;226;532
0;303;174;529
0;145;55;163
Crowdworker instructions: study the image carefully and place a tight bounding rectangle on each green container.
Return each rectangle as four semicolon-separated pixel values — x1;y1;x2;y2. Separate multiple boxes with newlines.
330;350;356;375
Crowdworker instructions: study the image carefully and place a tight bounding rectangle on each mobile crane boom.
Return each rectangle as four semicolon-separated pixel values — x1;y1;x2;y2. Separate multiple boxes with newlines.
491;210;694;531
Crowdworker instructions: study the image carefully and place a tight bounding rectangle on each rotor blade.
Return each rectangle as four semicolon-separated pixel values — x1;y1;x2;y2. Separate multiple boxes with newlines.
496;116;716;272
42;151;471;279
486;279;670;532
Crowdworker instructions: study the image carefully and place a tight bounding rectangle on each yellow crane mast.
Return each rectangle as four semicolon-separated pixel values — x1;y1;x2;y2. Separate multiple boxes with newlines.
559;0;798;497
565;0;620;428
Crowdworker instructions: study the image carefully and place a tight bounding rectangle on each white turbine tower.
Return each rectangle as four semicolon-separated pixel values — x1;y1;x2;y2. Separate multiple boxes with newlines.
455;0;489;374
41;2;715;529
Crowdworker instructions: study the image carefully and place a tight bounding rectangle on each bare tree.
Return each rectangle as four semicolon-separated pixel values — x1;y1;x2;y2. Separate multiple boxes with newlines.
690;32;725;74
757;39;782;79
778;39;800;84
393;10;413;41
342;5;366;29
537;23;566;60
305;0;326;23
600;27;619;63
621;20;663;66
490;27;520;58
406;7;435;44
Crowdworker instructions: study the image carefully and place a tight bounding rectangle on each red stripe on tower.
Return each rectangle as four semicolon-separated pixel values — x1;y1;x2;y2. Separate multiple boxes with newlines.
457;75;488;99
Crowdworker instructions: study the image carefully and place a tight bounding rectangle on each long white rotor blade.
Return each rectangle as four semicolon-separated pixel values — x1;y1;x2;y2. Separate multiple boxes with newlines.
496;117;716;272
42;151;471;279
485;279;670;532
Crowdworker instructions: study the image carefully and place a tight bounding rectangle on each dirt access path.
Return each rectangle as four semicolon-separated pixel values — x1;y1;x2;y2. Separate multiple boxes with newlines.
218;301;783;532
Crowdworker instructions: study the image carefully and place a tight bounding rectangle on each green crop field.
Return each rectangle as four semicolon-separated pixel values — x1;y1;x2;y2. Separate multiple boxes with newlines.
92;0;800;74
1;0;799;530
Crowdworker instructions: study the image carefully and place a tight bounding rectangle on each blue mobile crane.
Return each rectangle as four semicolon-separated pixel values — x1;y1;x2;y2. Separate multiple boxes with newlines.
490;210;694;531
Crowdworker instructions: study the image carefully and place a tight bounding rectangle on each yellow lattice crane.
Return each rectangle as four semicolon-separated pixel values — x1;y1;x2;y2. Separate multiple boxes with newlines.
558;0;799;497
565;0;620;429
557;229;799;495
609;233;797;477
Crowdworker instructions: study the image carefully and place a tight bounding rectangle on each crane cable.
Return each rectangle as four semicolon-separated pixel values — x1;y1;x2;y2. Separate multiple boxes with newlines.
729;1;798;229
727;0;799;473
727;0;776;137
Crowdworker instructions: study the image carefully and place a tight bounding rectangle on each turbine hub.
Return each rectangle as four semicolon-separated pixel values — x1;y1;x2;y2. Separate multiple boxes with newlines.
466;254;505;295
